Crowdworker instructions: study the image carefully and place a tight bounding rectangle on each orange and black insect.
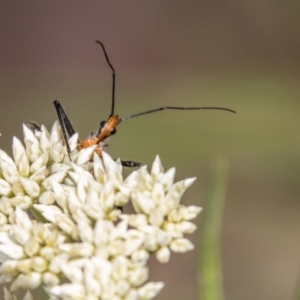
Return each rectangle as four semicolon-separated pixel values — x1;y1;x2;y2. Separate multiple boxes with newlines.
54;41;236;167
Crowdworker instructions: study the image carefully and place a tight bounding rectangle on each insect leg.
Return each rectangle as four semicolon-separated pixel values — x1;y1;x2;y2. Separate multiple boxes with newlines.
53;100;76;158
120;160;142;168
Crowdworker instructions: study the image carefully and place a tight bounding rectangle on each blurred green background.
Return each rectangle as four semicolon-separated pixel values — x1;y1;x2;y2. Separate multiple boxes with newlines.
1;1;300;299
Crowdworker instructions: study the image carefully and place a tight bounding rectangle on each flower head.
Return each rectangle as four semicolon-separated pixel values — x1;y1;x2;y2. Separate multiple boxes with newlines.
0;122;201;299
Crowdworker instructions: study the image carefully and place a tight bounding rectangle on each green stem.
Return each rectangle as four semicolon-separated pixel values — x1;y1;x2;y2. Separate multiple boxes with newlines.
198;157;228;300
293;268;300;300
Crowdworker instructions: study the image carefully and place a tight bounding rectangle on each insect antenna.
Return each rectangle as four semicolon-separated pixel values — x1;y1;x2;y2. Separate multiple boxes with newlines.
95;40;116;117
119;106;236;123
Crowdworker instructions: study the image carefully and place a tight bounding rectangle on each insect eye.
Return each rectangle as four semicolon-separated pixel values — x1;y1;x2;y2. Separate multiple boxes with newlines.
100;120;106;128
110;128;116;135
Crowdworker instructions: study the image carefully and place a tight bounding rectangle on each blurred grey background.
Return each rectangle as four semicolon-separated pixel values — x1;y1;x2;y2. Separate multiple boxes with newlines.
1;1;300;299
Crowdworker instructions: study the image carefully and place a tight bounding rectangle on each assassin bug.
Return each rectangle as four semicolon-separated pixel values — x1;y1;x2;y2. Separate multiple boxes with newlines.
54;41;236;167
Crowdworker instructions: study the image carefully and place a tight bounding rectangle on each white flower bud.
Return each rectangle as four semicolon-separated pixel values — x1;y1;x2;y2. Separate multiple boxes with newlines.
31;256;47;273
43;271;60;287
67;133;78;152
10;272;42;291
151;155;163;179
138;282;164;299
23;125;39;147
48;254;68;274
39;191;56;205
132;193;155;215
131;249;149;263
24;138;42;163
76;145;96;165
20;177;40;198
1;161;19;184
0;179;12;196
16;259;32;274
170;238;194;252
0;260;18;275
177;221;197;234
59;243;94;258
82;263;101;296
24;238;40;257
156;246;170;263
149;210;164;227
50;143;65;163
0;244;24;260
15;208;33;232
129;266;148;287
23;290;33;300
29;166;49;183
0;150;16;170
40;246;56;261
0;197;13;215
159;167;175;190
0;213;7;226
41;171;67;190
12;138;30;177
48;283;85;299
30;153;49;173
49;122;62;145
39;127;51;153
183;205;203;220
11;182;25;196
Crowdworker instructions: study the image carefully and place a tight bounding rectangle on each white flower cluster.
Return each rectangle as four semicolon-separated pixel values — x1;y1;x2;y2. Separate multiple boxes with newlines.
3;286;33;300
0;122;202;300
